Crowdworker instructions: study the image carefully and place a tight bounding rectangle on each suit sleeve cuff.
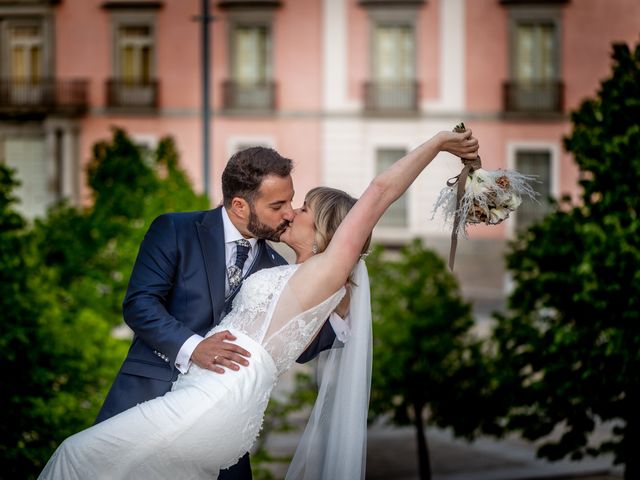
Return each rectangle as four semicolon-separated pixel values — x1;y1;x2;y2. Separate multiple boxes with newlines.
175;334;204;373
328;312;351;343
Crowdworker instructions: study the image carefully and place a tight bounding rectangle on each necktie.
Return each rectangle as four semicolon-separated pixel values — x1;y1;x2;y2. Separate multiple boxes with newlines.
227;239;251;292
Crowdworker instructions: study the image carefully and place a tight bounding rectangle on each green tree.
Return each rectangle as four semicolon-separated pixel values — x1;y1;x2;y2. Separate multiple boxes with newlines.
367;240;492;480
0;166;128;478
489;42;640;479
1;128;210;477
35;129;209;328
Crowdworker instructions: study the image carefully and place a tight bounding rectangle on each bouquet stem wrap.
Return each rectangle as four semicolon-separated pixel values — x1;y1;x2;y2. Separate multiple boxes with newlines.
447;155;482;270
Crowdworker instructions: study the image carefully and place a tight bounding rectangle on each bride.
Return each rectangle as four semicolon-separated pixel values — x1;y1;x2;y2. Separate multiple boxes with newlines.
39;129;478;480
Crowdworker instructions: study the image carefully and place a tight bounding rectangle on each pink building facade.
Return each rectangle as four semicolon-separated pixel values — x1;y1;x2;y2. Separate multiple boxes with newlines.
1;0;638;306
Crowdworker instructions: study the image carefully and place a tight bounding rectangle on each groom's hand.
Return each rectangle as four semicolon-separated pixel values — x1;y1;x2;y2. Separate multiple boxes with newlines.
191;330;251;374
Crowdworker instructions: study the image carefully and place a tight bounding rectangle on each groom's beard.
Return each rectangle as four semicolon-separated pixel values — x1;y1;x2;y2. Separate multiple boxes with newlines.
247;206;289;242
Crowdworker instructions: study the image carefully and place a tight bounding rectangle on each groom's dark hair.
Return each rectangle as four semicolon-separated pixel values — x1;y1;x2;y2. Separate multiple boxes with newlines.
222;146;293;207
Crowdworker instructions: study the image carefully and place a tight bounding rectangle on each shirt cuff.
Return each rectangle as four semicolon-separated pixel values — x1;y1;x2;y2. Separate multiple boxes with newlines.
175;334;204;373
329;312;351;343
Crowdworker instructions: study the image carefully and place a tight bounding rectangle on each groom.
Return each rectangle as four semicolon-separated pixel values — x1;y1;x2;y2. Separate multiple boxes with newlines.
95;146;338;479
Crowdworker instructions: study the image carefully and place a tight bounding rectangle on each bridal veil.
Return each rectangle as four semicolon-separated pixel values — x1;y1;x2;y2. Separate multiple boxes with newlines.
286;259;372;480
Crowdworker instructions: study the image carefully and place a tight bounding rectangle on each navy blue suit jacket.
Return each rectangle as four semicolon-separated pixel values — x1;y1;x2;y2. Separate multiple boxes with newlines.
96;207;335;429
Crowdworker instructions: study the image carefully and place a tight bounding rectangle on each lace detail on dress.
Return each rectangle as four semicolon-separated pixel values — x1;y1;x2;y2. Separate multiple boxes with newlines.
220;373;277;470
215;264;345;376
263;292;344;373
212;265;297;342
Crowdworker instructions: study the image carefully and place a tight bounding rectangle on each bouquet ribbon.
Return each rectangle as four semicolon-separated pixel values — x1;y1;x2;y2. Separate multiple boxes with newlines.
446;155;482;270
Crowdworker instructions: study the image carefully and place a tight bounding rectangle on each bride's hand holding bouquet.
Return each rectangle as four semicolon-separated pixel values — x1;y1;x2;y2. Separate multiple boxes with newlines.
433;123;537;269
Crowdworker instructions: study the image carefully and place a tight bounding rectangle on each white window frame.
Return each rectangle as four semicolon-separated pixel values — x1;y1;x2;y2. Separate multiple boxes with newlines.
506;140;561;237
366;7;419;111
368;140;413;239
226;135;276;160
0;15;53;80
110;12;157;82
227;10;275;84
0;131;51;219
371;21;416;82
507;6;562;82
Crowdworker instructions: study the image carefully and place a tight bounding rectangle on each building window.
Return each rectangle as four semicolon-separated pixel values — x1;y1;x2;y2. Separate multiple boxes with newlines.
107;15;158;110
504;7;563;113
365;22;417;112
0;6;54;82
360;2;422;113
2;135;54;218
2;23;45;106
9;25;43;82
0;16;87;116
376;148;408;227
514;149;552;230
515;22;556;82
374;24;414;83
224;22;275;110
233;25;270;85
118;25;153;83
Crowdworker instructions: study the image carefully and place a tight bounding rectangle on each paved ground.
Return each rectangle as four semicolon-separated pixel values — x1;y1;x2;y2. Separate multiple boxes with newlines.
260;422;622;480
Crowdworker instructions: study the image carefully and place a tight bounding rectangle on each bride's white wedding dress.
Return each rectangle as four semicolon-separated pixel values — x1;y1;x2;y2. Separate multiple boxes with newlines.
39;264;346;480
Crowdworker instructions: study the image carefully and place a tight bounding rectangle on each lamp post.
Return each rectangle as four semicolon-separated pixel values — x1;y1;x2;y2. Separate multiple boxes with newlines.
200;0;214;200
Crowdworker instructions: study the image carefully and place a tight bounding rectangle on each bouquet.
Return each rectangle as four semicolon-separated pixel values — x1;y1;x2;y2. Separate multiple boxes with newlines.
433;123;537;269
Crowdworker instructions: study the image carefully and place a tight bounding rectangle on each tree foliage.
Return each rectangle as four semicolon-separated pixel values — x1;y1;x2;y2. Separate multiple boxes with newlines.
35;129;209;327
367;239;491;480
489;42;640;479
0;128;209;478
0;165;128;476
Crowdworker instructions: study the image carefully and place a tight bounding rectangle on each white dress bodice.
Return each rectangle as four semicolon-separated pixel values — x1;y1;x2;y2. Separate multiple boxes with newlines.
214;264;346;375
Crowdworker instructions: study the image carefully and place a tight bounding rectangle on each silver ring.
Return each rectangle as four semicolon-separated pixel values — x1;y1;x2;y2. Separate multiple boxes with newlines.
213;355;219;363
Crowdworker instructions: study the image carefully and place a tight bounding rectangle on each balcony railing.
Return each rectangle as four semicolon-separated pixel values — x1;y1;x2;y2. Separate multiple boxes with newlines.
106;79;159;110
364;80;420;113
218;0;282;8
0;78;88;117
503;80;564;114
222;80;276;111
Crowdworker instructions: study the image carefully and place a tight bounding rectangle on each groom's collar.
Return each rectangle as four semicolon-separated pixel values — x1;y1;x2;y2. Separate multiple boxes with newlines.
221;207;258;249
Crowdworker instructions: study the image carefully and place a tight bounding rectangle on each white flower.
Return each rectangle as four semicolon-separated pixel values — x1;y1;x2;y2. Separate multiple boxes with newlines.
489;207;511;224
466;168;492;196
505;192;522;210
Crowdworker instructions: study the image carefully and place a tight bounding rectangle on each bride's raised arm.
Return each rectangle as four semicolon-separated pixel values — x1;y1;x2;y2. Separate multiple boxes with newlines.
291;129;479;308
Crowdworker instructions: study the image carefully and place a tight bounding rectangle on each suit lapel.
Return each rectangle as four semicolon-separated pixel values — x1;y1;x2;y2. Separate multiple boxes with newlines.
251;240;280;272
196;207;227;325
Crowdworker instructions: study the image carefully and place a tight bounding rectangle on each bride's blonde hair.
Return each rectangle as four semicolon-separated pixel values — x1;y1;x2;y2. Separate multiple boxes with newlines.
305;187;372;258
